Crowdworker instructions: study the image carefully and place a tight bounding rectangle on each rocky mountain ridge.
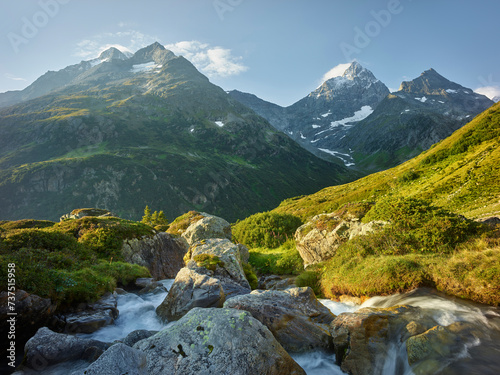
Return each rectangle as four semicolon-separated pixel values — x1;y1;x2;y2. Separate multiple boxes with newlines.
230;63;494;172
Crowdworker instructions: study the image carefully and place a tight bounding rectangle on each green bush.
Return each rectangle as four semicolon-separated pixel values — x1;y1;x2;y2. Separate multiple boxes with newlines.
233;212;303;249
362;197;480;254
242;262;258;289
295;270;321;296
0;217;154;306
167;211;203;236
249;240;303;275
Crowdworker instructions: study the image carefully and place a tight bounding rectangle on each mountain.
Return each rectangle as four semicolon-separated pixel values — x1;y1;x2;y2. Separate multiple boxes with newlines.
230;61;390;165
0;43;355;222
493;96;500;103
328;68;494;171
273;101;500;220
231;65;494;173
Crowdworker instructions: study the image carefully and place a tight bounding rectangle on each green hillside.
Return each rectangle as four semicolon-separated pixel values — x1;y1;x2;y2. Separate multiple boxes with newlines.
273;102;500;220
0;45;354;222
236;103;500;306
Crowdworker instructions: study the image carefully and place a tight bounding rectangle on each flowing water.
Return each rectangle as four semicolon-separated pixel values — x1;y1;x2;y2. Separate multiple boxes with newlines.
64;285;500;374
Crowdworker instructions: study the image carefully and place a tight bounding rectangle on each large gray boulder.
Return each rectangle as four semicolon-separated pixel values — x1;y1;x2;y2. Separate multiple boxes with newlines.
181;213;232;245
156;267;224;321
224;287;335;352
134;307;306;375
295;213;387;266
74;343;147;375
186;238;249;286
22;327;110;370
122;232;188;279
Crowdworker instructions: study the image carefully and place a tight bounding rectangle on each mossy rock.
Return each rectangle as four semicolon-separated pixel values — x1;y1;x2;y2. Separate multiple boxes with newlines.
193;254;225;271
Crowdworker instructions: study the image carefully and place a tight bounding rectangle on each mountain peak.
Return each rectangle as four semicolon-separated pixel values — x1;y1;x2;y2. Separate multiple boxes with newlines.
131;42;175;65
98;47;127;61
398;68;460;94
342;61;377;82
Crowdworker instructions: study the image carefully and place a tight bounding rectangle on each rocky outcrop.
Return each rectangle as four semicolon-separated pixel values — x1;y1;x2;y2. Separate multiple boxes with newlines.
57;292;118;334
60;208;114;221
134;307;306;375
156;236;251;321
181;213;232;246
122;232;188;279
330;305;436;375
258;275;296;290
22;327;110;370
224;287;335;352
74;343;148;375
186;238;249;286
295;213;387;266
156;267;225;321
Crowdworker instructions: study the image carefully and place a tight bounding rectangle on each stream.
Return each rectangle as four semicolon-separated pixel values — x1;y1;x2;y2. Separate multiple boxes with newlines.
76;283;500;375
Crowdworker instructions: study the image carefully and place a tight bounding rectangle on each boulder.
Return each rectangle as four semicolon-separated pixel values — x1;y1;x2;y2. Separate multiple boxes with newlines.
476;216;500;228
120;330;158;347
134;307;306;375
122;232;188;279
156;267;225;321
60;208;114;221
61;292;118;334
22;327;110;370
224;287;335;352
406;322;482;375
181;213;232;245
330;305;436;375
0;290;57;354
157;238;252;321
295;213;387;266
186;238;249;287
74;343;147;375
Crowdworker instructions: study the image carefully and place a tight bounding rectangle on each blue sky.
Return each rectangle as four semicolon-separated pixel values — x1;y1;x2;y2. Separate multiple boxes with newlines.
1;0;500;106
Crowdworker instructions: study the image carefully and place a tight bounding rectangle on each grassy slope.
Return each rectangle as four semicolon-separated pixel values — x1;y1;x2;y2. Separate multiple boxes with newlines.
243;103;500;305
273;102;500;220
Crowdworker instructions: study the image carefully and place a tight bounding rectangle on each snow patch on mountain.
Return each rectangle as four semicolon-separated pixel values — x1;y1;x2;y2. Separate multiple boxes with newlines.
319;148;355;167
131;62;162;73
329;105;373;128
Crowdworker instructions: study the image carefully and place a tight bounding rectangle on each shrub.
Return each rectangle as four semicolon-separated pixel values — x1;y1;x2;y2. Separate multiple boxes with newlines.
249;240;303;275
319;253;432;299
362;197;481;254
167;211;203;236
430;247;500;306
242;262;258;289
295;270;321;296
233;212;303;249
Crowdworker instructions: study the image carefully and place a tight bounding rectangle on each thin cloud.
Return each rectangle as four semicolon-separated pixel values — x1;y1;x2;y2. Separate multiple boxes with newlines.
165;40;248;78
5;73;27;82
74;33;248;78
321;63;352;83
74;30;159;59
474;86;500;101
